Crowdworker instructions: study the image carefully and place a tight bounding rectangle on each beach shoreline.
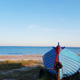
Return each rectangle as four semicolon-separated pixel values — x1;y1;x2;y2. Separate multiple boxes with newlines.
0;55;43;61
0;54;79;61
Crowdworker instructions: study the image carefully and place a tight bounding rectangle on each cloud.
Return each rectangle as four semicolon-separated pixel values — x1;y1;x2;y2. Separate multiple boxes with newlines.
27;25;80;33
27;25;38;30
39;28;80;33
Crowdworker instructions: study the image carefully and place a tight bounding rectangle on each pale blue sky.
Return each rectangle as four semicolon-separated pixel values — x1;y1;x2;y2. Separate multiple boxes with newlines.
0;0;80;47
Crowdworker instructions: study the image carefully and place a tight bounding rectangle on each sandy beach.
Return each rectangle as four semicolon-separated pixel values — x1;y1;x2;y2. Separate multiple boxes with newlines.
0;55;43;61
0;54;79;61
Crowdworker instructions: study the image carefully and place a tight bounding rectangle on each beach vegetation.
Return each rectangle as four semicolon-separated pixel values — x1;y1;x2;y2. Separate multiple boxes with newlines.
0;60;79;80
0;60;42;70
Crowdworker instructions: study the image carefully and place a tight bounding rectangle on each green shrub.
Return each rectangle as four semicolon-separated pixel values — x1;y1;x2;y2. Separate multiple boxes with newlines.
0;63;22;70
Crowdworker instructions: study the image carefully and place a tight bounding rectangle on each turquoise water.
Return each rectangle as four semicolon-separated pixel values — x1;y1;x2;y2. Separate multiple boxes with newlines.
0;46;80;55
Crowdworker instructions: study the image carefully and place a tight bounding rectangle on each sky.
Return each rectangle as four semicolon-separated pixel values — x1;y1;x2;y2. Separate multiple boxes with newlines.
0;0;80;47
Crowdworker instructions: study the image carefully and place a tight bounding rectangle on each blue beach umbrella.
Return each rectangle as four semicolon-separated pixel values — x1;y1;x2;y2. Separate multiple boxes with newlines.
43;43;80;79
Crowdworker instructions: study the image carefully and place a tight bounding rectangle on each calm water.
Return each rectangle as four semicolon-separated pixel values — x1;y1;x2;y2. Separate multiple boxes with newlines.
0;46;80;55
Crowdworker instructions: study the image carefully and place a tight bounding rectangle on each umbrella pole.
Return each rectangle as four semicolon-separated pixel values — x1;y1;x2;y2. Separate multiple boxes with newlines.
57;69;60;80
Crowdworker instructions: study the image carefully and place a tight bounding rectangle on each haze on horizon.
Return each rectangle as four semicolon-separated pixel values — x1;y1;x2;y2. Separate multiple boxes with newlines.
0;0;80;47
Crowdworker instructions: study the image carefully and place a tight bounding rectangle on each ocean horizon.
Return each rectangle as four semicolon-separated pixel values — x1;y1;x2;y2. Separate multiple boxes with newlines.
0;46;80;55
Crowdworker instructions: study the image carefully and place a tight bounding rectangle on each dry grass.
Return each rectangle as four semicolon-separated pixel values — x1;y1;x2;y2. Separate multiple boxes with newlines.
0;60;42;70
0;60;79;80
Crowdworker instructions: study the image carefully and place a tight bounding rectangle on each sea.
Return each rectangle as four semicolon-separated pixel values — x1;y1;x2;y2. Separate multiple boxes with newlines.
0;46;80;55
